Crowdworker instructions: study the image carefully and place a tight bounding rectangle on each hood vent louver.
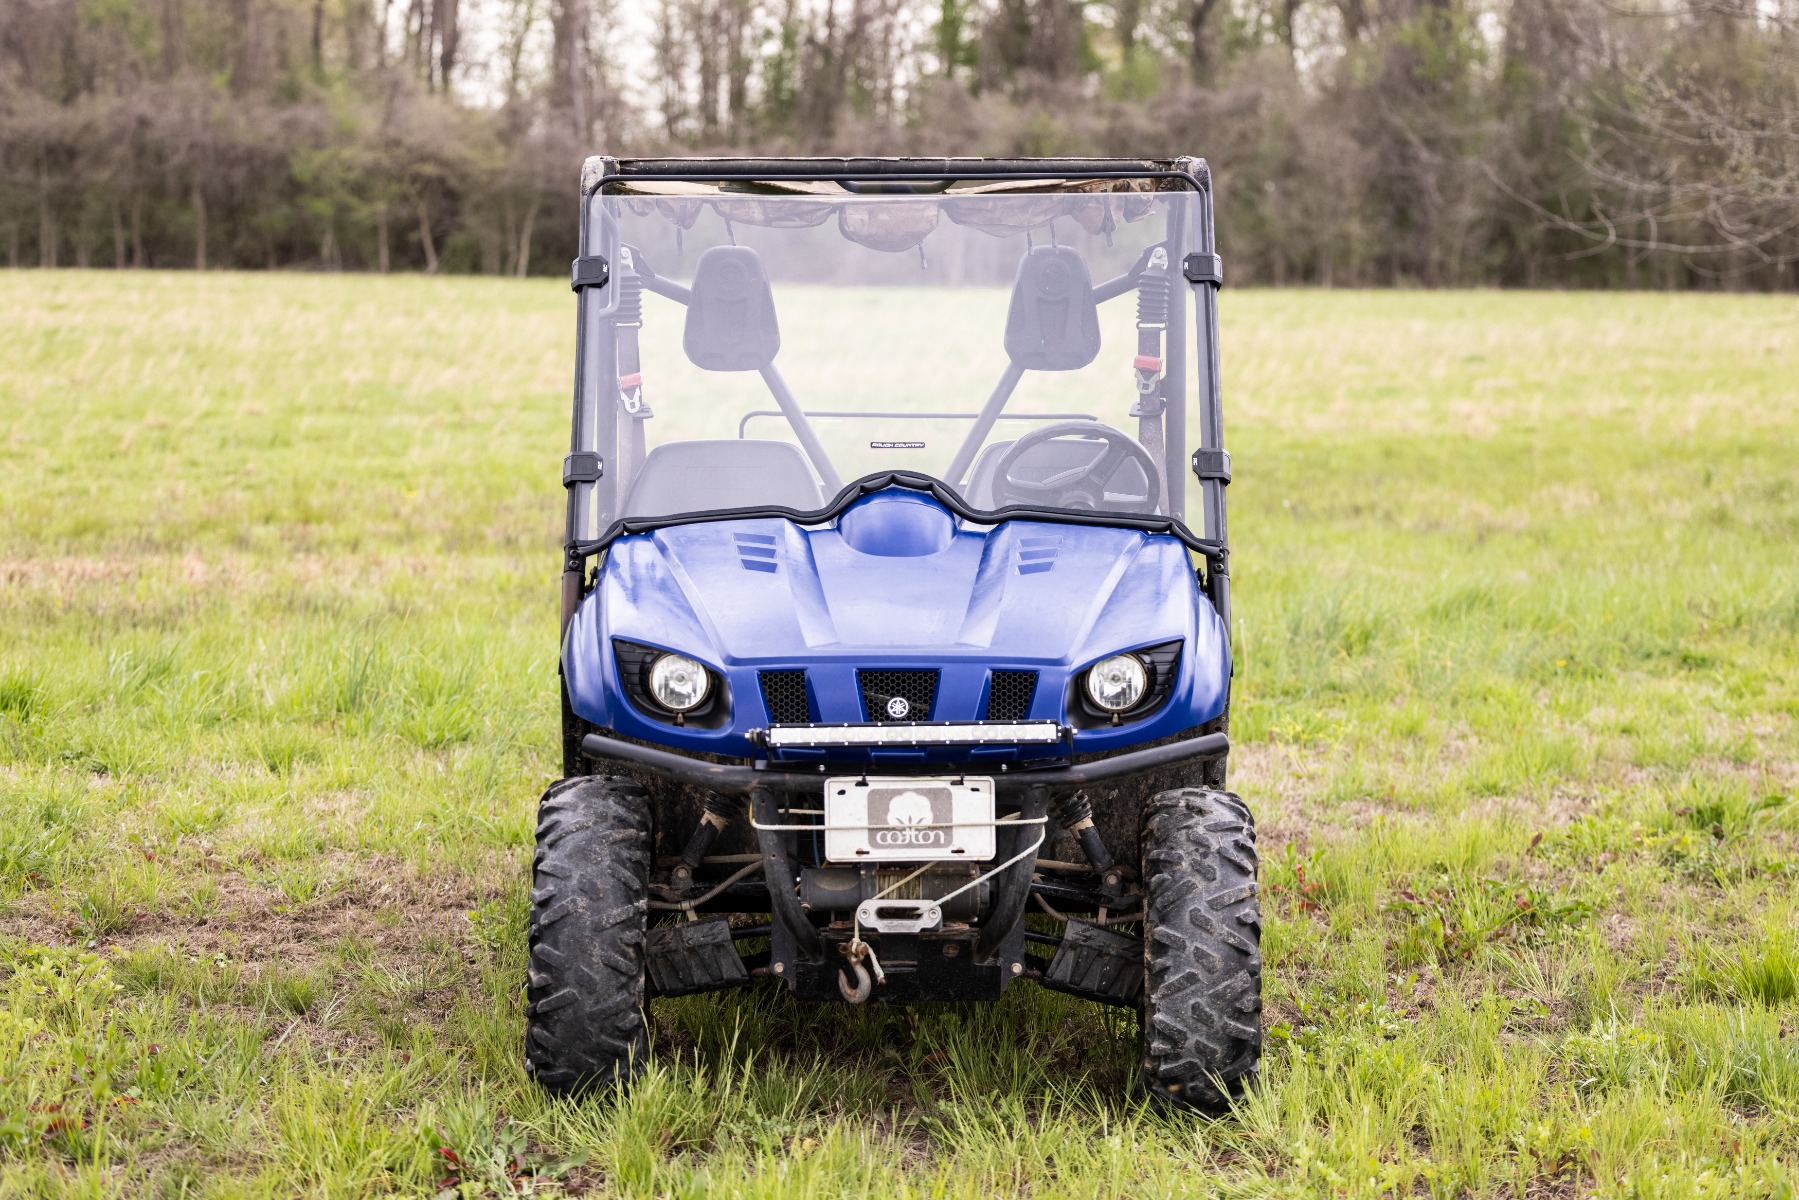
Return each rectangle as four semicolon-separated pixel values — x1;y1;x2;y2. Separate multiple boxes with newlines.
1016;535;1061;575
733;531;779;573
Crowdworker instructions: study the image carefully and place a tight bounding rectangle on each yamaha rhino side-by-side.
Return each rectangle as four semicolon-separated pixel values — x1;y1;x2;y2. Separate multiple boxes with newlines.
532;156;1258;1111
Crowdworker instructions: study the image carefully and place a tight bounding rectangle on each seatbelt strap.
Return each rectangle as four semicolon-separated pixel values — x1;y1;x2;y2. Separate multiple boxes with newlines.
1128;245;1170;510
615;247;653;488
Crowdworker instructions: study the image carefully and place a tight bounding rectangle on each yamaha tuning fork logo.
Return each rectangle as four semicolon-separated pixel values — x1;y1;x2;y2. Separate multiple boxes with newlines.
884;696;911;719
868;786;952;848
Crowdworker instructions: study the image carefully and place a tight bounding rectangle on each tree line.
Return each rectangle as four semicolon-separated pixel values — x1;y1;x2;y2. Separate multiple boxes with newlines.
2;0;1794;288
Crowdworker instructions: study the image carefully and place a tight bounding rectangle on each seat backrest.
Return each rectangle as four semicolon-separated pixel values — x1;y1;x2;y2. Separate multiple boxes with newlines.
622;439;825;519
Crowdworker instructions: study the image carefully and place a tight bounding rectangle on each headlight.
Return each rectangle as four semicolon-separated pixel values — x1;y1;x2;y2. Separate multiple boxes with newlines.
648;653;711;712
1084;653;1148;712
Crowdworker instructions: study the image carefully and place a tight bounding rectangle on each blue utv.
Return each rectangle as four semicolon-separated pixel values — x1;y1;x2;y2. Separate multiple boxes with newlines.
533;156;1257;1112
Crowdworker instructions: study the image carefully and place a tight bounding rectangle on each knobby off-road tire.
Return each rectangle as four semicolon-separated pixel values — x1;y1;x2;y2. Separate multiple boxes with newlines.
1140;787;1262;1112
524;775;652;1095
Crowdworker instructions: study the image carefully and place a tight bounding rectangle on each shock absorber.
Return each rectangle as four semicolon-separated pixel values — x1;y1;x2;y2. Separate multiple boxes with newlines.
1052;791;1126;904
670;792;742;896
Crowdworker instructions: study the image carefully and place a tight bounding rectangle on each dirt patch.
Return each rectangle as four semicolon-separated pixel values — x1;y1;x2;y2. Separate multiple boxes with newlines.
5;848;524;1000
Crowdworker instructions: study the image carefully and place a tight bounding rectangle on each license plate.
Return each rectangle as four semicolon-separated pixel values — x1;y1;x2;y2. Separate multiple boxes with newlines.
823;776;996;862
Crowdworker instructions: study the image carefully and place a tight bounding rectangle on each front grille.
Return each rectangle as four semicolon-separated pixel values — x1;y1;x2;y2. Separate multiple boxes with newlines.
759;670;812;724
858;669;938;722
984;670;1038;721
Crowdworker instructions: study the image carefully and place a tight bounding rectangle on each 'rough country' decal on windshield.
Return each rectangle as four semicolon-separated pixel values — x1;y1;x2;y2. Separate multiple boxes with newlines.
871;441;926;449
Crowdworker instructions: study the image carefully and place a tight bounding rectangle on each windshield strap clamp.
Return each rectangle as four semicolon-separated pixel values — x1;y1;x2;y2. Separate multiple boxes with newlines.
570;255;610;293
1182;253;1223;289
563;452;604;487
1129;391;1165;418
1192;448;1232;485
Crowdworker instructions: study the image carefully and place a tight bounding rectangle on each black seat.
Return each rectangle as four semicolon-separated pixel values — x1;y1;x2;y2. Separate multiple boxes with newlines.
622;439;826;519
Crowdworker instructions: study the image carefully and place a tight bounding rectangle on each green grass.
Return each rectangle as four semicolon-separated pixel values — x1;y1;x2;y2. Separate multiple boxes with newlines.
2;270;1797;1197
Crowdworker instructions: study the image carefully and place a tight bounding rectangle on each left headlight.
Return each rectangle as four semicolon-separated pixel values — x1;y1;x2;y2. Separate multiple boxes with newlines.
648;652;711;712
1084;653;1148;712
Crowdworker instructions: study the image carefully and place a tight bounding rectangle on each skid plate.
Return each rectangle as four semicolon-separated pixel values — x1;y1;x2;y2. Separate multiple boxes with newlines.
1041;920;1143;1007
645;917;750;997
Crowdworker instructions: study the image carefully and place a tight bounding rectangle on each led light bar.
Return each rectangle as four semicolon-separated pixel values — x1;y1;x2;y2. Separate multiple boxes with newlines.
762;721;1066;749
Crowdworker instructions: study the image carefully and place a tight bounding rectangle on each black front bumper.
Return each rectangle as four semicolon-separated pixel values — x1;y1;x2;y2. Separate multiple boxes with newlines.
579;728;1229;796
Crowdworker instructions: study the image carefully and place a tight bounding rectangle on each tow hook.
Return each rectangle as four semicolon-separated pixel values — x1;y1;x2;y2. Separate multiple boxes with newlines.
837;937;885;1004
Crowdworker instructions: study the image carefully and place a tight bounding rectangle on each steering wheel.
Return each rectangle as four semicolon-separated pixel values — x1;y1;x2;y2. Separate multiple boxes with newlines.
989;422;1162;515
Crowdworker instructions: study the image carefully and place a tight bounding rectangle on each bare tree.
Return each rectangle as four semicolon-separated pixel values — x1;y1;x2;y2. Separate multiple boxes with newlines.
0;0;1792;286
1187;0;1224;83
1496;1;1799;284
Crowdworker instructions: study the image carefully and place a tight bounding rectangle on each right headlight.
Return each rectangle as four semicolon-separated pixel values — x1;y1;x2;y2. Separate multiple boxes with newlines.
1084;653;1148;712
647;652;711;712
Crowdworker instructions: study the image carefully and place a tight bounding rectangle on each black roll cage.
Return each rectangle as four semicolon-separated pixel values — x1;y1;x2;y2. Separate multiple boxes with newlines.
562;156;1232;644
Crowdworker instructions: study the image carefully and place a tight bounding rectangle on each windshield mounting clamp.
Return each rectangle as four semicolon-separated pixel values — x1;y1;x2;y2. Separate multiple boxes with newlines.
1192;449;1232;485
570;255;610;292
563;452;604;487
1182;253;1223;288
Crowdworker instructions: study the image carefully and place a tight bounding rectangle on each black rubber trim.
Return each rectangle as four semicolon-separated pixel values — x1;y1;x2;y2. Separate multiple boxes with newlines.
569;472;1226;571
578;728;1228;796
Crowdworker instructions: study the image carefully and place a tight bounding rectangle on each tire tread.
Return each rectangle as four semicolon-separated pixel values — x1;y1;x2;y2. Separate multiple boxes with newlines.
1140;787;1262;1112
524;775;653;1095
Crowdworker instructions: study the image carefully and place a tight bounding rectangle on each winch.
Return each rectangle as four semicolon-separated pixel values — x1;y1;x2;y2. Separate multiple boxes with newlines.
799;865;988;922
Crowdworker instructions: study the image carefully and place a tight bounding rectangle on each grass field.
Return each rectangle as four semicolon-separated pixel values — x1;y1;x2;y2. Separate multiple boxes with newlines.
2;271;1797;1198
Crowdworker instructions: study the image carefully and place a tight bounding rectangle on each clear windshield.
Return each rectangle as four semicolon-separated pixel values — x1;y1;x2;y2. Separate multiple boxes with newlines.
580;182;1206;532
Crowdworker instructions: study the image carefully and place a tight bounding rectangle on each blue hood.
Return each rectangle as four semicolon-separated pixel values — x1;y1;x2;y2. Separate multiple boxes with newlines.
564;489;1229;762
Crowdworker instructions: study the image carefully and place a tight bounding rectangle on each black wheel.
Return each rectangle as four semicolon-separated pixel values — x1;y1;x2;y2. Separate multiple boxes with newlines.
524;775;652;1095
1139;787;1262;1112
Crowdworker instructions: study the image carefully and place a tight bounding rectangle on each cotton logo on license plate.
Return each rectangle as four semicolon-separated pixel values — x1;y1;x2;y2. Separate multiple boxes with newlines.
824;775;994;862
868;786;952;849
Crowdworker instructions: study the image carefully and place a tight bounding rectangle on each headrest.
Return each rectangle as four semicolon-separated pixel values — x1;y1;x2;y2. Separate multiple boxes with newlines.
1002;246;1100;371
683;246;781;371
